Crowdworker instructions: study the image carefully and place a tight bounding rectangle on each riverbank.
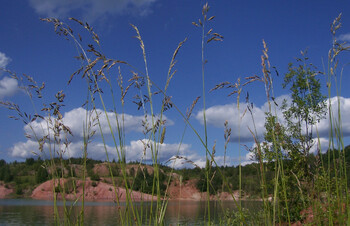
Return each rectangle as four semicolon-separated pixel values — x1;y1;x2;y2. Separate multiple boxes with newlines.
0;182;13;199
0;178;245;202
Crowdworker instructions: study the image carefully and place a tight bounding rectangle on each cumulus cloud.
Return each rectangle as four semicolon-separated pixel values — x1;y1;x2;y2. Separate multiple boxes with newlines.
165;150;255;169
309;137;329;154
166;154;204;169
338;33;350;42
317;96;350;138
0;52;18;99
10;139;109;159
29;0;157;22
196;95;350;143
10;96;350;167
195;95;289;142
0;52;11;68
9;137;196;165
125;139;191;162
24;107;173;141
10;140;39;159
10;135;252;168
0;76;19;100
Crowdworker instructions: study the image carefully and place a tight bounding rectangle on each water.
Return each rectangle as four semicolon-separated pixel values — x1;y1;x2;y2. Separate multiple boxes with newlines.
0;199;261;225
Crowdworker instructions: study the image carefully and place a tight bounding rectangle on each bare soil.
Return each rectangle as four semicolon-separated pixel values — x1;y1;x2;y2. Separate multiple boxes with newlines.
1;163;242;202
31;178;155;202
0;182;13;198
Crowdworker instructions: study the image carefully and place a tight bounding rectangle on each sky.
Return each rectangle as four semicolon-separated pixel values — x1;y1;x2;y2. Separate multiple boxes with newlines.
1;0;350;168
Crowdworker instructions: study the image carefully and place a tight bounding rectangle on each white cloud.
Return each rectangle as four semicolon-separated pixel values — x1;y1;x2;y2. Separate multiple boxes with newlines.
240;151;256;166
125;139;192;162
9;138;196;165
29;0;157;22
338;33;350;42
195;95;350;143
0;52;18;99
166;154;203;169
10;140;39;158
195;95;289;142
11;106;180;163
9;135;258;168
0;52;11;68
11;96;350;167
10;139;107;159
316;96;350;138
0;76;19;100
309;137;329;154
24;107;173;141
165;151;255;169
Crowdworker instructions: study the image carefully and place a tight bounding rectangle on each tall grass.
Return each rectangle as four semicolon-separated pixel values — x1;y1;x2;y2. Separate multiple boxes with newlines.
1;2;350;225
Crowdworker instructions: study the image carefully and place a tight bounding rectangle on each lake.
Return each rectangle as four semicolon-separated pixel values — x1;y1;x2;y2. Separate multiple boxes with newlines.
0;199;261;225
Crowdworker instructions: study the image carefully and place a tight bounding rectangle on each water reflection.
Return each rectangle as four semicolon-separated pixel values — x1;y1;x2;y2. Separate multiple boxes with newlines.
0;199;261;225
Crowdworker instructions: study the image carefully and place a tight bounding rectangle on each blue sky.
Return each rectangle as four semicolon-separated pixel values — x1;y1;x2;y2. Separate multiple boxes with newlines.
1;0;350;167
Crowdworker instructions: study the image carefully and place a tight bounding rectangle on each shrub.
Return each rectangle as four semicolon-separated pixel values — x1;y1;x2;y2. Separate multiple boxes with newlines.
15;185;23;195
90;173;100;181
36;166;49;183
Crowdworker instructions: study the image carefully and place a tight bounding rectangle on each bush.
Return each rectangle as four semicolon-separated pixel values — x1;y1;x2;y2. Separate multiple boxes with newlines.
25;158;35;166
64;179;75;193
15;185;23;195
36;166;49;183
90;173;100;181
0;165;13;182
129;167;135;177
55;185;61;193
196;168;223;195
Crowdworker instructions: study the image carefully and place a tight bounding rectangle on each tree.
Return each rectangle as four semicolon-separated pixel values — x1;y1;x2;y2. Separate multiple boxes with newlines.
281;52;326;180
25;158;35;166
196;167;223;194
36;166;49;183
263;52;327;222
133;168;153;193
0;164;13;182
0;159;6;167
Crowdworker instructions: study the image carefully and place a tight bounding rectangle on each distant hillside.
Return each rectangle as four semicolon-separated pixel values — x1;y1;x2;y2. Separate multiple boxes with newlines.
1;145;349;200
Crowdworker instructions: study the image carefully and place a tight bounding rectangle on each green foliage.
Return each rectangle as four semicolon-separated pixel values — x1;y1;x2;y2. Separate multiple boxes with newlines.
89;170;100;181
0;163;13;182
129;167;135;177
261;53;328;222
3;154;349;202
196;167;223;195
36;166;49;183
133;168;153;194
0;159;6;167
25;158;35;166
131;167;167;195
178;167;202;181
222;208;265;225
283;58;326;127
110;164;119;177
54;185;61;193
54;167;63;178
15;184;23;195
281;53;326;158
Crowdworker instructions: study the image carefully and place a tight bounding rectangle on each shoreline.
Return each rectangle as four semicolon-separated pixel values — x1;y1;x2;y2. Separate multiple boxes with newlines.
1;179;258;202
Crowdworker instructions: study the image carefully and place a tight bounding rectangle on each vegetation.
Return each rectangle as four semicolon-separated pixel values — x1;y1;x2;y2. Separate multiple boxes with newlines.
0;2;349;225
1;145;350;200
0;157;45;196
